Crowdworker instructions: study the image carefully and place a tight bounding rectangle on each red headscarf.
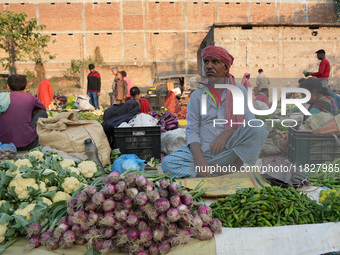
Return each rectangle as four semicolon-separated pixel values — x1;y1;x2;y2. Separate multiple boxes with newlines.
201;46;244;130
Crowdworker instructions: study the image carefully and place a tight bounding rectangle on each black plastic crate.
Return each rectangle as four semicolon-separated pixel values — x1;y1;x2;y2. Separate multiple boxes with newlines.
288;126;340;166
113;126;161;160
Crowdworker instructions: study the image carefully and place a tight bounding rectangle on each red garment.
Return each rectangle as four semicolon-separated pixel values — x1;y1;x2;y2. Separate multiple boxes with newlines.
312;58;330;79
124;77;132;97
37;79;53;108
255;93;269;107
140;98;150;113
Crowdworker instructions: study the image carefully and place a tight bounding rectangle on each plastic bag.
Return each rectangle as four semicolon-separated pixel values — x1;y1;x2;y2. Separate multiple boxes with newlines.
128;113;158;127
75;95;95;111
161;128;187;155
0;142;17;160
112;154;145;174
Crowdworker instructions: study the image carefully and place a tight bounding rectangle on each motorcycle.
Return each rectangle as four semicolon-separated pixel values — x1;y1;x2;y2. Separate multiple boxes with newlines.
52;89;67;109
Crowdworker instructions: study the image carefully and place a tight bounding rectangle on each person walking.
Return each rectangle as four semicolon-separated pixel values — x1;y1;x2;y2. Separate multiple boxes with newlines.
305;49;331;88
37;74;53;108
87;64;101;110
256;69;270;91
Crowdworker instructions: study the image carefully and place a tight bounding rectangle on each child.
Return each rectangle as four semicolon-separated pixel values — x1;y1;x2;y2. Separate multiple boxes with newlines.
0;74;47;151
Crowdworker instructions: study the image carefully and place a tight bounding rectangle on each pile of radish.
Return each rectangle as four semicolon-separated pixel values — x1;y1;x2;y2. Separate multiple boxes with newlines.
149;111;179;133
27;171;221;254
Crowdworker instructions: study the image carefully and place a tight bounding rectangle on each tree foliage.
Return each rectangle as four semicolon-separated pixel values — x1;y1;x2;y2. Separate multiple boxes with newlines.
63;47;104;80
0;11;55;74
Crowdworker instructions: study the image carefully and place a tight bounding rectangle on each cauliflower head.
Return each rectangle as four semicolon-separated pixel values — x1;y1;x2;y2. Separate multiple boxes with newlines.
52;191;71;203
14;159;33;169
60;159;76;169
68;167;80;175
48;186;58;192
0;223;8;243
61;177;81;194
8;175;39;200
39;181;47;193
78;161;97;178
0;200;7;206
27;151;44;161
15;203;36;220
41;197;52;206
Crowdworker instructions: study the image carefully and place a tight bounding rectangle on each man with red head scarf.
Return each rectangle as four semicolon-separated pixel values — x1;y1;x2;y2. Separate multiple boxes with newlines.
161;46;269;178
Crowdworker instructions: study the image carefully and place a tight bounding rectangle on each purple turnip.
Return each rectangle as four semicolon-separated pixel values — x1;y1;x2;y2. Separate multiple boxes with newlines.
124;172;137;186
159;179;170;189
136;175;147;188
152;228;165;242
147;190;160;203
25;236;40;251
136;192;148;206
115;181;127;193
180;194;193;206
27;223;42;238
155;198;170;213
126;214;139;226
103;171;121;185
92;192;105;205
197;227;213;241
126;188;139;199
209;218;222;233
102;199;116;212
122;197;133;209
102;183;116;197
85;185;98;197
139;228;152;242
170;195;181;208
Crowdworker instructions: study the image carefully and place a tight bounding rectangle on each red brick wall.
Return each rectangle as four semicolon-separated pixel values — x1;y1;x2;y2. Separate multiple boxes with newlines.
0;0;338;91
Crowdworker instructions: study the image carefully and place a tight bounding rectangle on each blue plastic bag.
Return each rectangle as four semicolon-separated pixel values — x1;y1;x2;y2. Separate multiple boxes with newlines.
112;154;145;174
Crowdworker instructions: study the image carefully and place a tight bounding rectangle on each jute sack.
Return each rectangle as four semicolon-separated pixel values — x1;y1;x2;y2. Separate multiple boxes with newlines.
37;112;111;166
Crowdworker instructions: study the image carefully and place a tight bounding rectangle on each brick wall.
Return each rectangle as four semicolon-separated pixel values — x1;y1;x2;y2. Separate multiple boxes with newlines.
198;25;340;88
0;0;338;91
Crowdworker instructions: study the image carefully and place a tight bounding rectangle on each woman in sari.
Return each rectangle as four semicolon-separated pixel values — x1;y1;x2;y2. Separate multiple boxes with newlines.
299;78;337;115
241;72;255;102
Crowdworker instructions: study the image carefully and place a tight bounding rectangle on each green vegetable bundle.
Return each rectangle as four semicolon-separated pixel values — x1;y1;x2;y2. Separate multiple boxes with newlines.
78;112;102;123
210;186;323;228
307;159;340;189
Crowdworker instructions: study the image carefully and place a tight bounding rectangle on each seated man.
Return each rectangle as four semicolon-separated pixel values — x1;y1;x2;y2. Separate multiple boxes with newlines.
161;46;269;178
0;74;47;151
254;88;270;110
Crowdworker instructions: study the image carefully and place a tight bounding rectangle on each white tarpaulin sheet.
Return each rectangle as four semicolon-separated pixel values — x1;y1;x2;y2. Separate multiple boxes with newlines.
216;221;340;255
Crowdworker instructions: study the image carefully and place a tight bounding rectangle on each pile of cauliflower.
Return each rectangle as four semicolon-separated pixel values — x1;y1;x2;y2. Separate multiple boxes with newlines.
6;151;98;203
0;150;104;245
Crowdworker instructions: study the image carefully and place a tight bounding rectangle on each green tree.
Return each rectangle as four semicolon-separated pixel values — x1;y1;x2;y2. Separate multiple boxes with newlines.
0;11;55;78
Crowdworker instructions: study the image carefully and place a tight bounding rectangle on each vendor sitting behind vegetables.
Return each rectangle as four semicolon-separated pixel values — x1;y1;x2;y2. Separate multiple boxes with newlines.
161;46;269;178
130;86;153;114
299;77;337;115
0;74;47;151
